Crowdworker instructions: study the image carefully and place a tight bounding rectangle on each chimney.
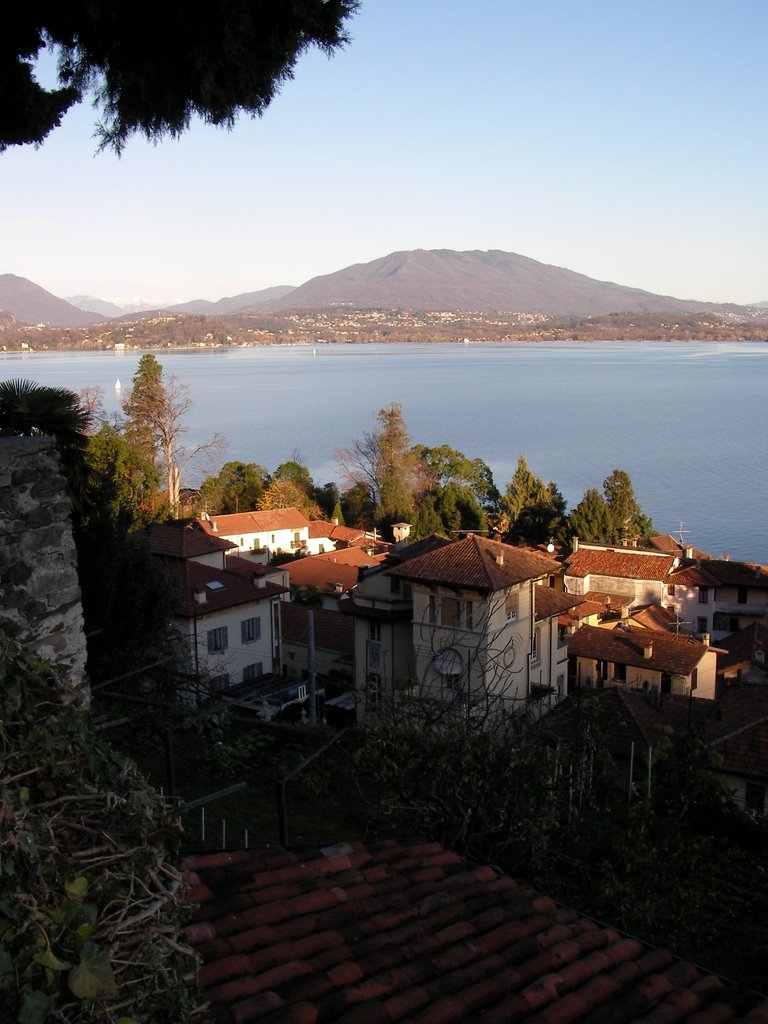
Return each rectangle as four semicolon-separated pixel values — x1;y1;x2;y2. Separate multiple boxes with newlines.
643;641;653;659
495;552;504;566
194;587;207;604
684;545;693;559
621;605;629;620
700;632;710;646
333;517;339;526
253;573;266;589
211;519;218;532
572;536;579;553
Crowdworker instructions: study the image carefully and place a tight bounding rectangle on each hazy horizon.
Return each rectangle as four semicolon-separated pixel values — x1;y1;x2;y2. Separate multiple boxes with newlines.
1;0;766;307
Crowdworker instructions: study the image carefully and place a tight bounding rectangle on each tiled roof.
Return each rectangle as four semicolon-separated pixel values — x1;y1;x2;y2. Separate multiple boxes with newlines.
564;548;676;582
648;535;711;559
199;508;312;537
143;521;235;558
281;603;354;657
705;686;768;778
567;624;712;676
629;604;682;632
309;521;367;545
668;564;722;587
716;624;768;672
533;586;582;620
286;549;384;595
169;561;288;617
182;839;767;1024
703;560;768;590
389;536;560;594
542;686;711;756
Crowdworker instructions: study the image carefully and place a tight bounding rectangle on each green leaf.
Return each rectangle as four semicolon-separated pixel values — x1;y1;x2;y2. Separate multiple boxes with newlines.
64;876;88;899
68;942;118;1000
16;989;55;1024
0;949;14;992
34;947;72;971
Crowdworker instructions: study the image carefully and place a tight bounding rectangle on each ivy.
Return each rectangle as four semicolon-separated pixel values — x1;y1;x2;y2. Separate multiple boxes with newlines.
0;635;199;1022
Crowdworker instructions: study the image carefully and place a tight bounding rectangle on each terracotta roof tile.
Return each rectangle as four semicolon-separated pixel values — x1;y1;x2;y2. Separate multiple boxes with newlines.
199;508;312;537
565;547;677;582
388;535;560;593
566;623;712;676
183;840;764;1024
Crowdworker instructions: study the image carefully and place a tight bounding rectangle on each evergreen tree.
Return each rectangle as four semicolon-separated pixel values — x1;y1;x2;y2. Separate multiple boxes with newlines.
603;468;654;542
198;460;269;514
498;456;567;545
568;487;612;543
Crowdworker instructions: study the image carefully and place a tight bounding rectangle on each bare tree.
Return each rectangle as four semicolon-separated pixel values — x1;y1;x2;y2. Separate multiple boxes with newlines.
123;354;225;515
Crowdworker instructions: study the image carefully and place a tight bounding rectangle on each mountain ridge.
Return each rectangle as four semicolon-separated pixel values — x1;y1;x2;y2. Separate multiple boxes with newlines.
0;251;763;327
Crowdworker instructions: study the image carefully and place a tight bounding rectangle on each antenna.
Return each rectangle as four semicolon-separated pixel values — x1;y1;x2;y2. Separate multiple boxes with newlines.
676;520;690;547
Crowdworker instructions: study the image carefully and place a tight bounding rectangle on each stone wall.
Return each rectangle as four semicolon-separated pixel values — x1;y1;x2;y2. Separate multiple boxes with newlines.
0;437;88;702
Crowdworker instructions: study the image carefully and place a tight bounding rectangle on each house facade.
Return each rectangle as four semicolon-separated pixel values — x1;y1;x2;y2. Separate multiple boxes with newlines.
198;507;312;560
567;623;718;699
563;541;678;608
346;535;566;717
666;559;768;640
170;560;287;691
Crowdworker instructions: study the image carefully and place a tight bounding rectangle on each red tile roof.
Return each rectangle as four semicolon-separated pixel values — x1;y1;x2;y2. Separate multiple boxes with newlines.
542;687;711;757
170;561;288;617
285;549;384;595
705;686;768;779
281;603;354;658
716;624;768;672
630;604;682;632
389;536;560;594
564;548;676;582
567;624;712;677
308;521;367;546
199;508;312;537
182;840;767;1023
533;586;582;620
143;521;235;558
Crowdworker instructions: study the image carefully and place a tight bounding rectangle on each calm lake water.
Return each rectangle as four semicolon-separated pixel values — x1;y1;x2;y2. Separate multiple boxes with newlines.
3;342;767;563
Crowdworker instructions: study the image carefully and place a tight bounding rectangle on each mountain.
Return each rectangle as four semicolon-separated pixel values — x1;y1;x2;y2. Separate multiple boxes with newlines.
0;275;106;327
166;285;296;315
66;295;160;317
264;249;711;316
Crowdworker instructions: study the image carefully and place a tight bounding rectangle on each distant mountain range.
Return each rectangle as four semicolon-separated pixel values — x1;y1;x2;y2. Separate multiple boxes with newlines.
0;251;764;328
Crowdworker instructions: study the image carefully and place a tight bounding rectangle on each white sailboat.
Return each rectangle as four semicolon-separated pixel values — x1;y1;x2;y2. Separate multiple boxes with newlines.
114;378;122;391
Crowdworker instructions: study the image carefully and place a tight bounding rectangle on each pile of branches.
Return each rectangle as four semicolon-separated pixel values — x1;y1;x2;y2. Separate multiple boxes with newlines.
0;634;200;1023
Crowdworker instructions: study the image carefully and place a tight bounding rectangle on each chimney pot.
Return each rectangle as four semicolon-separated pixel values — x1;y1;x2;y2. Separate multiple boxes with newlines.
572;537;580;553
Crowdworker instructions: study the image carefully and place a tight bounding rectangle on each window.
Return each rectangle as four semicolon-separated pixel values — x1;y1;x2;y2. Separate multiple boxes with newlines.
209;672;230;691
698;586;709;604
690;668;698;691
207;626;228;653
370;619;381;642
427;594;437;624
613;662;627;682
242;663;263;682
505;592;519;622
465;600;474;630
714;613;739;632
441;597;461;628
697;617;708;633
241;616;261;643
667;584;675;597
390;575;401;594
738;586;748;604
531;627;541;663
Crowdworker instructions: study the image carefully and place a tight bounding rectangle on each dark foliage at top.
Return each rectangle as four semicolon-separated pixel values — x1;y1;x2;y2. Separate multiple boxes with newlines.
2;1;358;152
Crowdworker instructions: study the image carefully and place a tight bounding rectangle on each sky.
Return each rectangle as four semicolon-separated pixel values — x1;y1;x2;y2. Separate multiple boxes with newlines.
2;0;766;307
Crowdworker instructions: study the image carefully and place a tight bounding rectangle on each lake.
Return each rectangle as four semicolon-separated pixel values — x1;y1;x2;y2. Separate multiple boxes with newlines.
2;341;766;563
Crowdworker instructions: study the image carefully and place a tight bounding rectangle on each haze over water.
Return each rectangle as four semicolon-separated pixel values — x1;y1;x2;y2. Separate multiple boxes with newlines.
4;342;766;563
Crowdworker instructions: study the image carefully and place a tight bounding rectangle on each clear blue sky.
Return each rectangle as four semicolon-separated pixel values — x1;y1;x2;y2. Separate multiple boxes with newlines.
2;0;766;306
